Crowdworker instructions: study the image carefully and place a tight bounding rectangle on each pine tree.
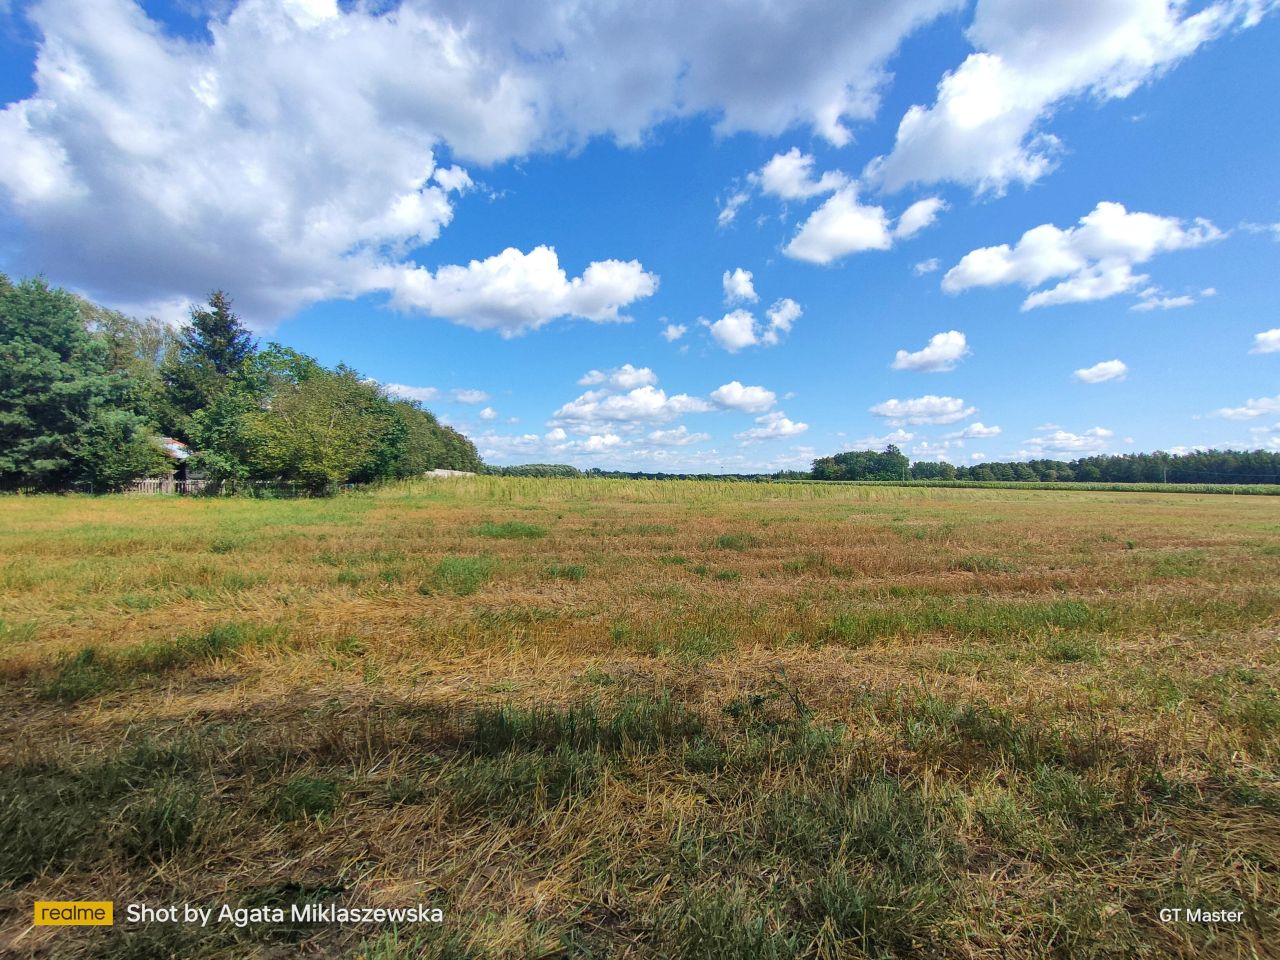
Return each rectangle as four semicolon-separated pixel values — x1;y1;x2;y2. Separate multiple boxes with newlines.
164;291;257;429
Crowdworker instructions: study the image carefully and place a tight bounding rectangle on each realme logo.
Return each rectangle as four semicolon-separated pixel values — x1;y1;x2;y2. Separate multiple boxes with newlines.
34;902;114;926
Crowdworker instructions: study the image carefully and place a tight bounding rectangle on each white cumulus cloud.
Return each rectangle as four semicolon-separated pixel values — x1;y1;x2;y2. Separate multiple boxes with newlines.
869;394;976;425
942;202;1221;310
386;246;658;337
946;422;1002;439
452;388;491;404
711;381;777;413
866;0;1271;194
1250;328;1280;354
0;0;966;320
1073;359;1128;383
647;426;711;446
783;187;893;264
891;330;969;371
578;365;659;390
763;298;802;345
552;385;711;431
1215;395;1280;420
1021;426;1114;456
894;197;948;238
662;322;688;343
708;309;760;352
723;267;759;304
736;411;809;443
384;383;440;403
750;148;848;200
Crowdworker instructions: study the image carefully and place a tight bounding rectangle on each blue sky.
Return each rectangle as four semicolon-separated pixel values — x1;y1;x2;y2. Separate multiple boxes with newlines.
1;0;1278;470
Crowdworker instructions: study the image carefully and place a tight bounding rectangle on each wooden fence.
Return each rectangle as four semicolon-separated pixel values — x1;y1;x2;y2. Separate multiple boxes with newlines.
125;478;210;495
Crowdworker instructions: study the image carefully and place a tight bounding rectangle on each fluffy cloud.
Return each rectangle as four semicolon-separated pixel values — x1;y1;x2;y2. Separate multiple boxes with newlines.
552;385;711;431
1;0;963;320
433;166;474;194
723;268;758;303
710;381;777;413
781;177;945;264
1021;426;1113;456
1215;395;1280;420
891;330;969;372
913;258;941;275
894;197;948;239
783;187;893;264
384;383;439;403
942;202;1221;310
662;322;688;343
946;422;1002;439
1073;359;1128;383
869;394;976;425
911;439;964;461
708;309;761;352
736;411;809;443
647;426;711;446
751;148;848;200
706;299;802;351
867;0;1270;193
386;246;658;336
1250;328;1280;354
478;406;498;421
578;365;659;390
452;388;491;403
763;299;802;345
846;428;916;448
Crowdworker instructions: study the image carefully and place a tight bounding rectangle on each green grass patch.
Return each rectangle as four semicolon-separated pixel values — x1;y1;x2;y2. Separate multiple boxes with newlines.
39;623;271;701
274;776;340;821
713;532;761;550
426;556;496;596
545;563;587;582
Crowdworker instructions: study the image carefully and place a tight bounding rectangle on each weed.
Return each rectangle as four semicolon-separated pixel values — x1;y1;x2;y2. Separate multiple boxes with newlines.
430;556;495;596
274;776;340;821
660;891;797;960
713;532;761;550
117;780;205;862
1046;635;1101;664
546;563;587;581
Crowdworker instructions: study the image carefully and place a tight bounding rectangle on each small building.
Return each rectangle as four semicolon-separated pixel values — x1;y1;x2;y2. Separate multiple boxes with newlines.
127;437;208;494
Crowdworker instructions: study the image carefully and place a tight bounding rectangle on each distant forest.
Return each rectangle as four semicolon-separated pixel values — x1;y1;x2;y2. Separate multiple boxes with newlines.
0;276;480;492
811;445;1280;485
489;445;1280;486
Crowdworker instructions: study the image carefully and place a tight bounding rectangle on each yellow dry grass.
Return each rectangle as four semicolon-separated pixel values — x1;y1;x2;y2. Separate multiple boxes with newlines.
0;478;1277;959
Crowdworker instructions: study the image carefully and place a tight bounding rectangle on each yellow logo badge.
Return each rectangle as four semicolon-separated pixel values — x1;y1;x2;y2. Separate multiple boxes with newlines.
33;902;114;926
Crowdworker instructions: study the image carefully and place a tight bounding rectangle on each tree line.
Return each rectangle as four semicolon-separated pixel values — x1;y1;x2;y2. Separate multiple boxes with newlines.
813;446;1280;484
0;276;481;493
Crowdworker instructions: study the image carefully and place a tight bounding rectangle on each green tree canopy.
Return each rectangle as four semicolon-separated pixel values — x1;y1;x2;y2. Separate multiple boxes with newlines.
0;276;164;490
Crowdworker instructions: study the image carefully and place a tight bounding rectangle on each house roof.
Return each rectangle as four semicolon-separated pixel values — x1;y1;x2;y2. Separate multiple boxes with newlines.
155;437;194;461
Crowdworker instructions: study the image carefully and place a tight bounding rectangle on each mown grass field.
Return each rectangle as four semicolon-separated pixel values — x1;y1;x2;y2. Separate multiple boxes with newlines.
1;477;1278;959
